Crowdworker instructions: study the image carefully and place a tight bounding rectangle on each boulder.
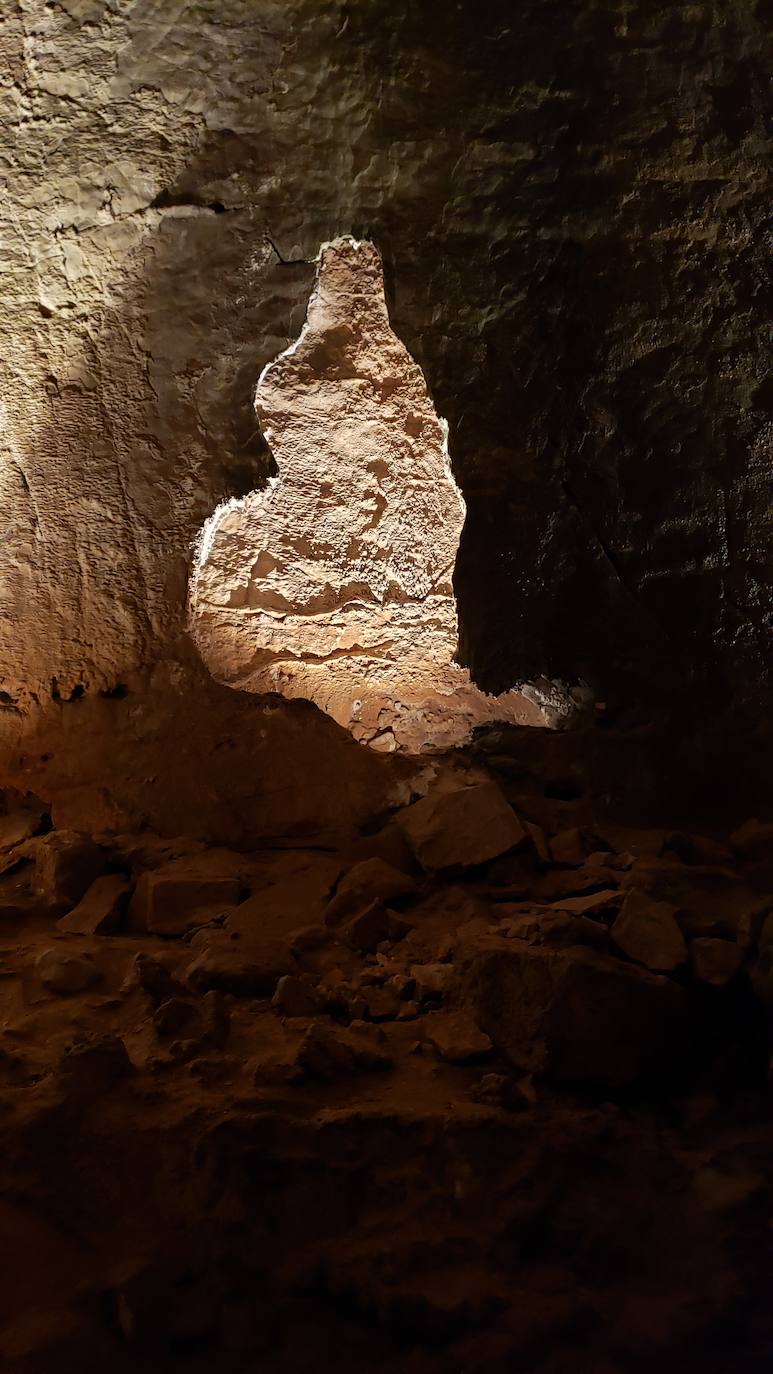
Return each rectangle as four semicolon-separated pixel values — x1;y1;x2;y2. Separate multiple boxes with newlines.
0;811;46;854
35;948;102;995
611;889;687;971
340;900;409;953
424;1011;493;1064
548;828;587;867
296;1022;393;1079
336;857;416;904
34;831;107;908
272;974;321;1018
185;934;296;997
58;874;132;935
461;936;689;1087
397;781;525;871
128;856;242;936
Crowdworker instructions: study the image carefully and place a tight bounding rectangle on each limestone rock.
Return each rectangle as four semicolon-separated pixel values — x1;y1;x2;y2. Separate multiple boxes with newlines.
397;781;525;871
185;935;296;997
425;1012;493;1064
340;900;409;953
58;874;132;935
272;975;321;1018
550;889;622;918
128;856;242;935
462;936;688;1087
34;831;107;909
36;948;102;995
611;889;688;971
336;857;416;905
296;1022;393;1079
549;828;587;867
188;237;571;752
0;811;46;854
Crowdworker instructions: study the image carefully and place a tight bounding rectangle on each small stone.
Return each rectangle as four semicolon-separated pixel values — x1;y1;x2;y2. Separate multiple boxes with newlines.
337;857;416;903
397;1000;420;1020
36;948;102;995
524;820;551;865
128;952;188;1005
411;962;456;1000
611;889;687;971
272;974;320;1017
34;831;107;908
690;938;744;986
551;888;622;917
470;1072;532;1111
55;1034;133;1101
58;873;131;935
340;900;408;953
425;1011;492;1064
364;984;402;1021
153;997;199;1037
296;1023;392;1079
548;828;587;867
397;780;526;871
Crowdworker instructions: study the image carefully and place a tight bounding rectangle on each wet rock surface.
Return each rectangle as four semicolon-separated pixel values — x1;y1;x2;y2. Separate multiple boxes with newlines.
1;745;773;1373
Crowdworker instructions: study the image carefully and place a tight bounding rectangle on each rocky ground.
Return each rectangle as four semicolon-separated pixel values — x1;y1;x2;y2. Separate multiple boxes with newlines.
1;726;772;1373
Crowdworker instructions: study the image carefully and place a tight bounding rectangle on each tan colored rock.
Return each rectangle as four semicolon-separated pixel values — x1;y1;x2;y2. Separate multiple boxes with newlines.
425;1012;492;1064
34;831;106;908
35;948;102;995
0;812;46;854
461;936;689;1087
272;975;321;1018
296;1022;392;1079
549;828;587;867
185;934;296;998
336;857;416;905
128;856;242;936
611;889;687;971
550;889;622;917
397;780;525;871
690;938;744;986
188;237;574;752
58;874;132;935
340;900;409;953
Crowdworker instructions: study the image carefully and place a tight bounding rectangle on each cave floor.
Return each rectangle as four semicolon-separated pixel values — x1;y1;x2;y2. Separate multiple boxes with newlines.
1;729;772;1374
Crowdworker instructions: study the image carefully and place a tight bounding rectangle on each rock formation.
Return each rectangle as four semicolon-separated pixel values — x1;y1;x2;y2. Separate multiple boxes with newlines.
0;3;770;1372
190;236;575;750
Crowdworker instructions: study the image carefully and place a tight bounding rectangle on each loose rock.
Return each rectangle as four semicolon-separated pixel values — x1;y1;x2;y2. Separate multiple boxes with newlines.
398;780;526;871
611;889;688;971
35;948;102;995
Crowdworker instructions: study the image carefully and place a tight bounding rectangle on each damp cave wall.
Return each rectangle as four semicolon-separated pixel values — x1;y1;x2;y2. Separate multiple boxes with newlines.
0;0;769;769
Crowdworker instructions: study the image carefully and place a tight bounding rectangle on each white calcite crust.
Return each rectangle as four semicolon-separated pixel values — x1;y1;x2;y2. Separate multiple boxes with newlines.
189;238;572;750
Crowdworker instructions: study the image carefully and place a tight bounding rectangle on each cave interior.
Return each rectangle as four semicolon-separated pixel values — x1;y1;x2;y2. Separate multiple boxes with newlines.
0;2;771;1372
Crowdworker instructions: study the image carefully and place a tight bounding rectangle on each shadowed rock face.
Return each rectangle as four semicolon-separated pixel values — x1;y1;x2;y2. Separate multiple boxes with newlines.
189;237;576;751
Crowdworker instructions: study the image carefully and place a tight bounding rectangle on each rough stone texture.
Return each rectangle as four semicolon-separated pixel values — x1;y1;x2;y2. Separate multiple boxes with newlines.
189;236;573;750
0;0;768;803
398;779;526;871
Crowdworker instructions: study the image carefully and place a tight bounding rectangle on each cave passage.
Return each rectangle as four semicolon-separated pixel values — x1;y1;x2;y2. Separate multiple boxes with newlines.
188;237;576;751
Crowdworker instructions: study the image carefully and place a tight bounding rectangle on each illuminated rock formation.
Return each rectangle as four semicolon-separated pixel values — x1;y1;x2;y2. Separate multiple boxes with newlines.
189;238;574;751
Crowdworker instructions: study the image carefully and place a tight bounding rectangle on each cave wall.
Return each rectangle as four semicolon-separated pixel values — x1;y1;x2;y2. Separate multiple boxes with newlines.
0;0;769;747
